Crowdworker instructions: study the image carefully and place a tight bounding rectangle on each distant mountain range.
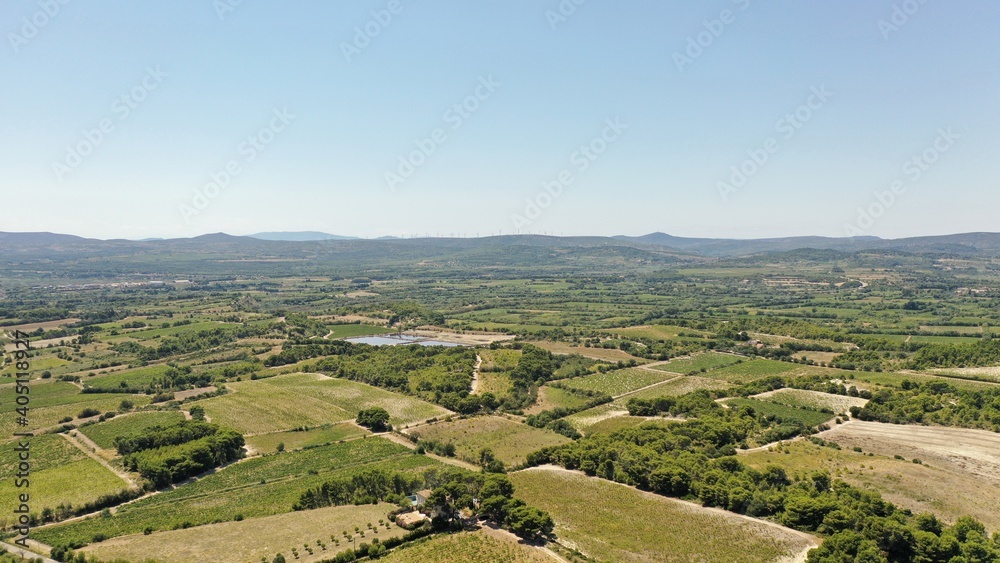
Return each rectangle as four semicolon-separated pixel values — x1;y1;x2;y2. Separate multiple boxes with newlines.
247;231;356;242
2;231;1000;259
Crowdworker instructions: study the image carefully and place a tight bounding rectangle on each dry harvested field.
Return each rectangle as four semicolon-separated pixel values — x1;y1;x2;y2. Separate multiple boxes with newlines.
752;388;868;414
379;529;554;563
741;440;1000;530
511;466;819;563
411;329;515;346
1;318;80;333
818;421;1000;485
928;366;1000;382
409;416;570;467
82;503;405;563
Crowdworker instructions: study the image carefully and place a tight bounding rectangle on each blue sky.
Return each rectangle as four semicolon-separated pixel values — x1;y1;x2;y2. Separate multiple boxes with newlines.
2;0;998;240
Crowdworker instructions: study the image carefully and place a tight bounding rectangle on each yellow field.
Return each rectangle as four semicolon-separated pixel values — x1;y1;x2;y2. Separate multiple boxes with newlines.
82;503;405;563
380;529;553;563
409;416;570;467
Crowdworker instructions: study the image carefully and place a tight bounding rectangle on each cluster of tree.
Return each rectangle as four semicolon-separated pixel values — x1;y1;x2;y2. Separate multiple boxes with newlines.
112;324;271;362
293;469;421;510
524;390;613;440
625;388;722;417
118;421;244;487
114;420;218;455
355;407;391;431
307;345;477;411
848;380;1000;431
526;417;998;562
909;339;1000;369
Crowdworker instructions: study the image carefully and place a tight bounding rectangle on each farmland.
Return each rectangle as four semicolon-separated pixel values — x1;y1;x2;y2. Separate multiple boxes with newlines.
751;388;868;414
245;423;367;454
82;503;406;563
34;438;439;547
194;373;449;434
741;440;1000;530
0;434;128;518
409;416;570;467
510;467;819;563
557;367;675;397
379;529;552;563
651;352;743;374
7;232;1000;561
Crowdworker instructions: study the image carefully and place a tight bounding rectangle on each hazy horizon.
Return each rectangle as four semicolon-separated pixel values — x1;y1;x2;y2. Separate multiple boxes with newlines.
4;1;998;240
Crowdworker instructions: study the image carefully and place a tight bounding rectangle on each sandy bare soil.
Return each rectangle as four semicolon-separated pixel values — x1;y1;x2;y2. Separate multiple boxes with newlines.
818;421;1000;483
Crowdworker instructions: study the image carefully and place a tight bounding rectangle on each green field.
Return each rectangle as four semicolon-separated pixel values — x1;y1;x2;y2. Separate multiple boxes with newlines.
652;352;743;374
724;398;834;427
194;373;449;434
699;359;801;384
245;423;368;454
411;416;570;467
78;410;187;450
557;367;676;397
0;434;129;516
0;381;149;437
35;438;439;547
511;468;817;563
83;365;173;391
752;388;868;414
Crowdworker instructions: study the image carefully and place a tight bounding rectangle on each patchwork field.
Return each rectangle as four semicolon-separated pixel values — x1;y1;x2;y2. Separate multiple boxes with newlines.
511;467;819;563
380;529;552;563
35;438;439;547
741;440;1000;530
0;434;129;517
0;381;149;437
410;416;570;467
83;503;405;563
194;373;449;434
